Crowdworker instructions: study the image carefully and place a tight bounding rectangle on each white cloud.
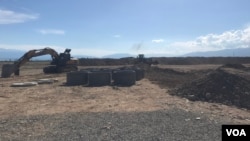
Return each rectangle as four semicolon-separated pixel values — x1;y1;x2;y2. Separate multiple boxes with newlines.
113;34;121;38
1;27;250;57
0;9;39;24
0;44;65;52
166;26;250;55
37;29;65;35
132;26;250;56
71;48;116;57
152;39;164;43
0;44;116;57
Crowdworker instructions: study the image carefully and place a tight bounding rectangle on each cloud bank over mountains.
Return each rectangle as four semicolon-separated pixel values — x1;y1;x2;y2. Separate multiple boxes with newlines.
166;26;250;55
0;8;250;57
1;26;250;57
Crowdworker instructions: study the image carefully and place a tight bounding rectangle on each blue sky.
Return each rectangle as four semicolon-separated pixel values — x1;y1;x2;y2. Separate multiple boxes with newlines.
0;0;250;57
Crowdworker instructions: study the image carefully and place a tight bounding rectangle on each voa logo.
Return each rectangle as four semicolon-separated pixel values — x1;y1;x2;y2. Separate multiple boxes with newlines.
226;129;246;136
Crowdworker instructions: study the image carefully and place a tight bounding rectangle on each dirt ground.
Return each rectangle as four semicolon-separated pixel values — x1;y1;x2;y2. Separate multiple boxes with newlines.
0;62;250;140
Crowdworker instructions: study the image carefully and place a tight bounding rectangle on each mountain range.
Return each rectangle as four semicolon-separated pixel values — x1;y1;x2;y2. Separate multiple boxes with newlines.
183;47;250;57
0;48;25;61
103;48;250;58
0;47;250;60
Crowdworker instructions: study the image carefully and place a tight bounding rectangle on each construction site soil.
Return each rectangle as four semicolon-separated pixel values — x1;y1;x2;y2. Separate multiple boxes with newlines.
0;61;250;141
171;68;250;110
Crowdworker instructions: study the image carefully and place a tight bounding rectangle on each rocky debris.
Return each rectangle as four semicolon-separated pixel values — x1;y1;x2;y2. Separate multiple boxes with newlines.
0;109;222;141
11;82;38;87
171;69;250;110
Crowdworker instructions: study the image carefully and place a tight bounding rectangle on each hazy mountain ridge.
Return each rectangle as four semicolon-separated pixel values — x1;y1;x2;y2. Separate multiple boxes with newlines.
183;47;250;57
0;48;25;60
1;47;250;60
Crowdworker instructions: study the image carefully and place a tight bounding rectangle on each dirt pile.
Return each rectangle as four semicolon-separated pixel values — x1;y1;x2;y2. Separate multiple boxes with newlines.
145;67;193;88
171;69;250;110
220;63;246;69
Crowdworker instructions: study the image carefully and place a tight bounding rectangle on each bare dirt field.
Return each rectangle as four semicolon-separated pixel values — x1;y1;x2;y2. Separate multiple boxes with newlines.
0;62;250;140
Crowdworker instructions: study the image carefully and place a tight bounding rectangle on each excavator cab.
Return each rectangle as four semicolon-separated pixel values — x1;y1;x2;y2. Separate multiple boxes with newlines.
46;48;78;73
51;49;71;66
60;49;71;61
64;49;71;54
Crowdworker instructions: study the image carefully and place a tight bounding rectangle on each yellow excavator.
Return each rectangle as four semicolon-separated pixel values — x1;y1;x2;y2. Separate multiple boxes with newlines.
1;47;78;78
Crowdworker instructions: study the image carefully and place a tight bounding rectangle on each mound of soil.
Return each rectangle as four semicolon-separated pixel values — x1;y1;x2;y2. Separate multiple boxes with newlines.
220;63;246;69
149;67;187;75
171;69;250;110
145;67;194;88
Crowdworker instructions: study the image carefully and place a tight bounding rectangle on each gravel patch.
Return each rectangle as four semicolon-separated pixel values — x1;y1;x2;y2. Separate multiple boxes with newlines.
0;109;225;141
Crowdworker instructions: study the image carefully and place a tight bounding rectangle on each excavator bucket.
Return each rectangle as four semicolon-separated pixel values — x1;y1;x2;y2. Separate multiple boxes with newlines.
1;64;15;78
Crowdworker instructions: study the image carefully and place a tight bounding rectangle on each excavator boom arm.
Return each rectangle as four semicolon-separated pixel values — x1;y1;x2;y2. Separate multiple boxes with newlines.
14;47;59;68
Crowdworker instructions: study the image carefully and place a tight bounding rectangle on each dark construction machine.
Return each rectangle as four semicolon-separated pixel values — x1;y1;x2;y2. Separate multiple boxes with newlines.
132;54;159;70
136;54;159;66
1;47;78;78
